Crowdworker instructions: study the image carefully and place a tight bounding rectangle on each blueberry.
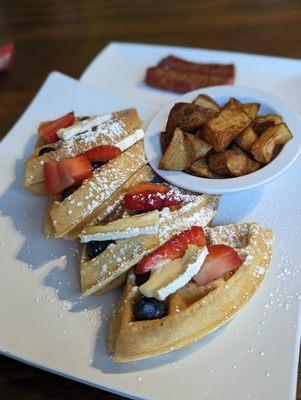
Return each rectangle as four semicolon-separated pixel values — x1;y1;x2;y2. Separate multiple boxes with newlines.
86;240;113;259
61;186;78;200
38;146;54;156
135;272;151;286
134;297;166;321
92;161;103;170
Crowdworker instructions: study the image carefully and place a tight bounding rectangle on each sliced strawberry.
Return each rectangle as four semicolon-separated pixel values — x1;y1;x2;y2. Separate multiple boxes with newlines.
193;244;243;286
60;155;93;185
124;183;182;212
126;182;169;196
135;226;205;275
44;162;74;195
39;112;74;143
85;145;121;162
44;155;92;195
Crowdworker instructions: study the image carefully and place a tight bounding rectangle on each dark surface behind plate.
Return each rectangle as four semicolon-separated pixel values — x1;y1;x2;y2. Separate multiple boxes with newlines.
1;0;301;399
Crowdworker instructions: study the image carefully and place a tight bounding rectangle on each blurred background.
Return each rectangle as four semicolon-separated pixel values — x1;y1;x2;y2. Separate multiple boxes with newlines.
1;0;301;134
0;0;301;399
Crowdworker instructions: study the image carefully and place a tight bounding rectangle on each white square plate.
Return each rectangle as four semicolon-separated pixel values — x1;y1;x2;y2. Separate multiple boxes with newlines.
0;59;300;400
81;41;301;115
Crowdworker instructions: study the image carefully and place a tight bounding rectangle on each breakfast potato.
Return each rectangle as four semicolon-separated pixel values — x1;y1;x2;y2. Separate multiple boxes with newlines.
252;114;282;135
242;103;260;119
251;123;292;163
160;128;191;170
203;106;251;152
185;133;212;158
224;99;259;120
230;143;248;155
190;158;219;178
234;126;258;151
208;150;260;176
192;94;220;112
162;102;217;150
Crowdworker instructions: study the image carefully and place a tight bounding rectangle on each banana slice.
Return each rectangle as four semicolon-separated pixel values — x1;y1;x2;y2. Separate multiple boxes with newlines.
140;245;208;300
79;210;159;242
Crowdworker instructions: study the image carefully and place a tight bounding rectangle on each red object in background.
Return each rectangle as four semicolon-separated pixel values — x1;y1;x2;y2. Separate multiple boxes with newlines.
0;42;14;72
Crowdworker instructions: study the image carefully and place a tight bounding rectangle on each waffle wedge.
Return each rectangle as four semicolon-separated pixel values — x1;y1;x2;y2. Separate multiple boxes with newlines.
48;141;147;239
45;164;155;240
109;222;274;362
24;109;143;194
80;193;220;298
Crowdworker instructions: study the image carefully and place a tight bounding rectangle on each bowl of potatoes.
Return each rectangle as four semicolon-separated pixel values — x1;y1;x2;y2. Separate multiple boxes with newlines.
144;85;301;194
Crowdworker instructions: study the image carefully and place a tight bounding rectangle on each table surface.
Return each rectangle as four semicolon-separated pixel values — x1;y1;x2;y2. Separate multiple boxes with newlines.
0;0;300;398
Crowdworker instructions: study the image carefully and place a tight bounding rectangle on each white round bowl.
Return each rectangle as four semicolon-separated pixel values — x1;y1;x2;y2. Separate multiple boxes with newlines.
144;86;301;194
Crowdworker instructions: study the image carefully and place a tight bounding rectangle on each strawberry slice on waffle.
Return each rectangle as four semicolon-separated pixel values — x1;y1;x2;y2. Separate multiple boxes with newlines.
135;226;206;275
124;182;183;212
39;112;75;143
44;154;92;195
85;145;121;162
193;244;242;286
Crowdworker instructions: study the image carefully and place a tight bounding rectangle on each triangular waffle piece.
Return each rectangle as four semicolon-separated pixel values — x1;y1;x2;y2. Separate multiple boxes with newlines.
24;109;143;194
80;193;220;298
109;223;274;362
45;164;155;240
49;141;147;238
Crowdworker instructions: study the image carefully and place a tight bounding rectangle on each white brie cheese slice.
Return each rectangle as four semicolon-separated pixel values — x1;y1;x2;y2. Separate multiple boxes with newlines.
80;210;159;242
57;115;111;140
139;245;208;300
117;128;144;151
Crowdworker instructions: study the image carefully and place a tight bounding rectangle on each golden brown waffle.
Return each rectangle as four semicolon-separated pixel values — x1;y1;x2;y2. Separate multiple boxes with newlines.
49;141;147;239
24;109;143;194
109;223;274;362
45;164;155;240
80;193;220;298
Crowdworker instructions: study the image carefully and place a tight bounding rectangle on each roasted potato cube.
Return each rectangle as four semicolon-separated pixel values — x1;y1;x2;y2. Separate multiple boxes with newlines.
230;143;248;156
234;126;258;152
242;103;260;120
163;102;217;149
252;114;282;135
184;133;212;158
224;97;242;109
203;106;251;152
190;158;219;178
250;123;293;163
192;94;220;112
208;150;260;176
159;128;191;170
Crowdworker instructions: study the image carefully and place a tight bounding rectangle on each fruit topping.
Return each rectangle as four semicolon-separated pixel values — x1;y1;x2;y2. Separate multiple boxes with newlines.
91;161;103;170
61;185;79;200
39;112;74;143
85;145;121;162
44;154;93;195
192;244;242;286
135;271;151;286
86;240;114;260
38;146;55;156
135;226;206;275
139;245;208;300
124;182;182;212
134;297;166;320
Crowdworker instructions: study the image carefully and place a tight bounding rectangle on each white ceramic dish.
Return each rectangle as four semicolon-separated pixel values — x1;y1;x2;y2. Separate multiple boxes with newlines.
1;45;301;400
144;85;301;194
80;42;301;114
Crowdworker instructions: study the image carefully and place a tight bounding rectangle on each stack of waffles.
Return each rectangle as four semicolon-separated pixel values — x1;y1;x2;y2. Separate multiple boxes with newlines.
23;108;274;362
